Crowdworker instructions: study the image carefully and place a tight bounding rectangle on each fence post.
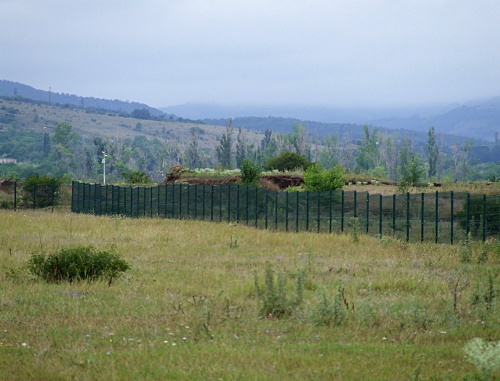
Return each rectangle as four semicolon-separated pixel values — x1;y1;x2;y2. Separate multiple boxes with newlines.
435;191;439;244
187;184;191;220
466;193;470;238
150;186;153;218
135;186;139;218
202;185;206;220
306;191;310;231
157;185;160;216
265;189;269;230
275;191;279;230
317;191;321;233
329;190;333;234
286;191;289;232
450;191;454;245
245;185;250;226
14;181;17;211
406;193;410;242
227;185;231;223
237;185;240;223
210;185;214;221
255;187;259;228
341;190;344;232
219;186;222;222
421;193;424;242
179;185;183;220
366;193;369;233
33;182;36;210
392;194;396;236
482;194;487;242
353;190;357;218
379;194;383;238
296;191;299;233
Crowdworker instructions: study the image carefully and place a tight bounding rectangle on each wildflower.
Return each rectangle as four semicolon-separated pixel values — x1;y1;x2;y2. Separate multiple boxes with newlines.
21;342;27;347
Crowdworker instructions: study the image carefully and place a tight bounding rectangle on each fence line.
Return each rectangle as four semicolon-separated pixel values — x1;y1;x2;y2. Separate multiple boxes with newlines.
71;182;499;244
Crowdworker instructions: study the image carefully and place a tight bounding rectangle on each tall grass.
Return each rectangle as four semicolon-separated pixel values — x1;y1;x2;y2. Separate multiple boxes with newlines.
0;209;498;380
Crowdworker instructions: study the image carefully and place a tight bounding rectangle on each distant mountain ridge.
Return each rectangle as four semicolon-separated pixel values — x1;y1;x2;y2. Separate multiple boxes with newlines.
0;79;165;116
163;100;500;142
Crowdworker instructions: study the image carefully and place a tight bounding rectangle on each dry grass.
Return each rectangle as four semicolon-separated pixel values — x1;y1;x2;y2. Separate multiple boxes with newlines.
0;209;498;380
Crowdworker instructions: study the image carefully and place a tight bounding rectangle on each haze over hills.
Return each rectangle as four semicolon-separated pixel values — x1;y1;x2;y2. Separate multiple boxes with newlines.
1;79;498;145
162;99;500;143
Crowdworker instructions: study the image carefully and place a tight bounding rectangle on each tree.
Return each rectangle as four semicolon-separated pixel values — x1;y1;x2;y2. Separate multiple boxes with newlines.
187;127;201;169
235;127;246;168
320;135;339;169
356;125;380;171
450;142;471;181
216;119;233;168
398;138;426;192
53;122;76;149
426;127;439;179
264;151;312;172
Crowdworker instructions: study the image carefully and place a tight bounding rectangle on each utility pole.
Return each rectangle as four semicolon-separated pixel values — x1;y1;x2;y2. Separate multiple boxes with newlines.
102;151;107;184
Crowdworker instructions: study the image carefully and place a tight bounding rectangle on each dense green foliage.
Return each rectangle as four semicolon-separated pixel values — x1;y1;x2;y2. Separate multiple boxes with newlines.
121;170;152;184
263;151;312;172
240;159;262;186
28;245;130;283
302;165;344;191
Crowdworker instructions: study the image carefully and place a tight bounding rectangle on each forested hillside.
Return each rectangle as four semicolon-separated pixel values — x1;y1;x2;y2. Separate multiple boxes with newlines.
0;95;499;184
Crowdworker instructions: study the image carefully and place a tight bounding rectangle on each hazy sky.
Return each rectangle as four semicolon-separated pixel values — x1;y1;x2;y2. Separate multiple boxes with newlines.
1;0;499;109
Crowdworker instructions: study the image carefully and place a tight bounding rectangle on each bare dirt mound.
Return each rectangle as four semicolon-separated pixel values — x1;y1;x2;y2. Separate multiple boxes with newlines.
160;167;304;190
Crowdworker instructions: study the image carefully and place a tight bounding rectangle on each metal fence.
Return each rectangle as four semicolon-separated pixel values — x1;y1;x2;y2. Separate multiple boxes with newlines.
71;182;499;244
0;180;62;211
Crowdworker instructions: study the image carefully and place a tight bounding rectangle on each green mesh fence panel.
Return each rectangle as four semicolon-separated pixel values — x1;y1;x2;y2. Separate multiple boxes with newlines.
71;182;499;243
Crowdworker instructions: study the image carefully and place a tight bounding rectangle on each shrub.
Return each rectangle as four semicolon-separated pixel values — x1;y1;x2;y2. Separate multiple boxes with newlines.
263;151;312;172
121;170;151;184
254;262;304;318
303;165;344;192
28;246;130;283
310;286;347;327
240;159;261;186
22;174;62;208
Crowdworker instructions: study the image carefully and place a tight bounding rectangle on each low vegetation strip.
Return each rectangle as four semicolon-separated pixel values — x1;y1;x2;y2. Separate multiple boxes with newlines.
0;210;498;379
72;181;500;244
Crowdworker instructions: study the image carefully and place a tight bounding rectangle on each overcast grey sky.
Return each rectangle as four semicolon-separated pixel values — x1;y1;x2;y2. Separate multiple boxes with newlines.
1;0;499;109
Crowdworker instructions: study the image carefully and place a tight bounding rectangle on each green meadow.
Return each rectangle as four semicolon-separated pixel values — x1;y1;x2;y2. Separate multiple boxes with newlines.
0;210;498;380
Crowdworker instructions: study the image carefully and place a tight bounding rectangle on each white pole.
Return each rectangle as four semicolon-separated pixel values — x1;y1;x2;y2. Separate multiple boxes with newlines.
102;151;107;184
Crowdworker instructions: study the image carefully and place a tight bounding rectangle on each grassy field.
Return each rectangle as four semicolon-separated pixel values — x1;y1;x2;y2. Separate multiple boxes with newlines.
0;209;498;380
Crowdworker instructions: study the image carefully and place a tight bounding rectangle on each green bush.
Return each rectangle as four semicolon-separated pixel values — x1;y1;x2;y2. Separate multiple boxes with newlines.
121;170;151;184
240;159;262;186
263;151;312;172
22;174;62;208
28;246;130;283
303;165;344;192
254;262;304;318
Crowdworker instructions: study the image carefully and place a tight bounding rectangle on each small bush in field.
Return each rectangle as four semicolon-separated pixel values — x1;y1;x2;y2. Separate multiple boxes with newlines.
28;246;130;283
240;159;261;186
254;262;304;318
